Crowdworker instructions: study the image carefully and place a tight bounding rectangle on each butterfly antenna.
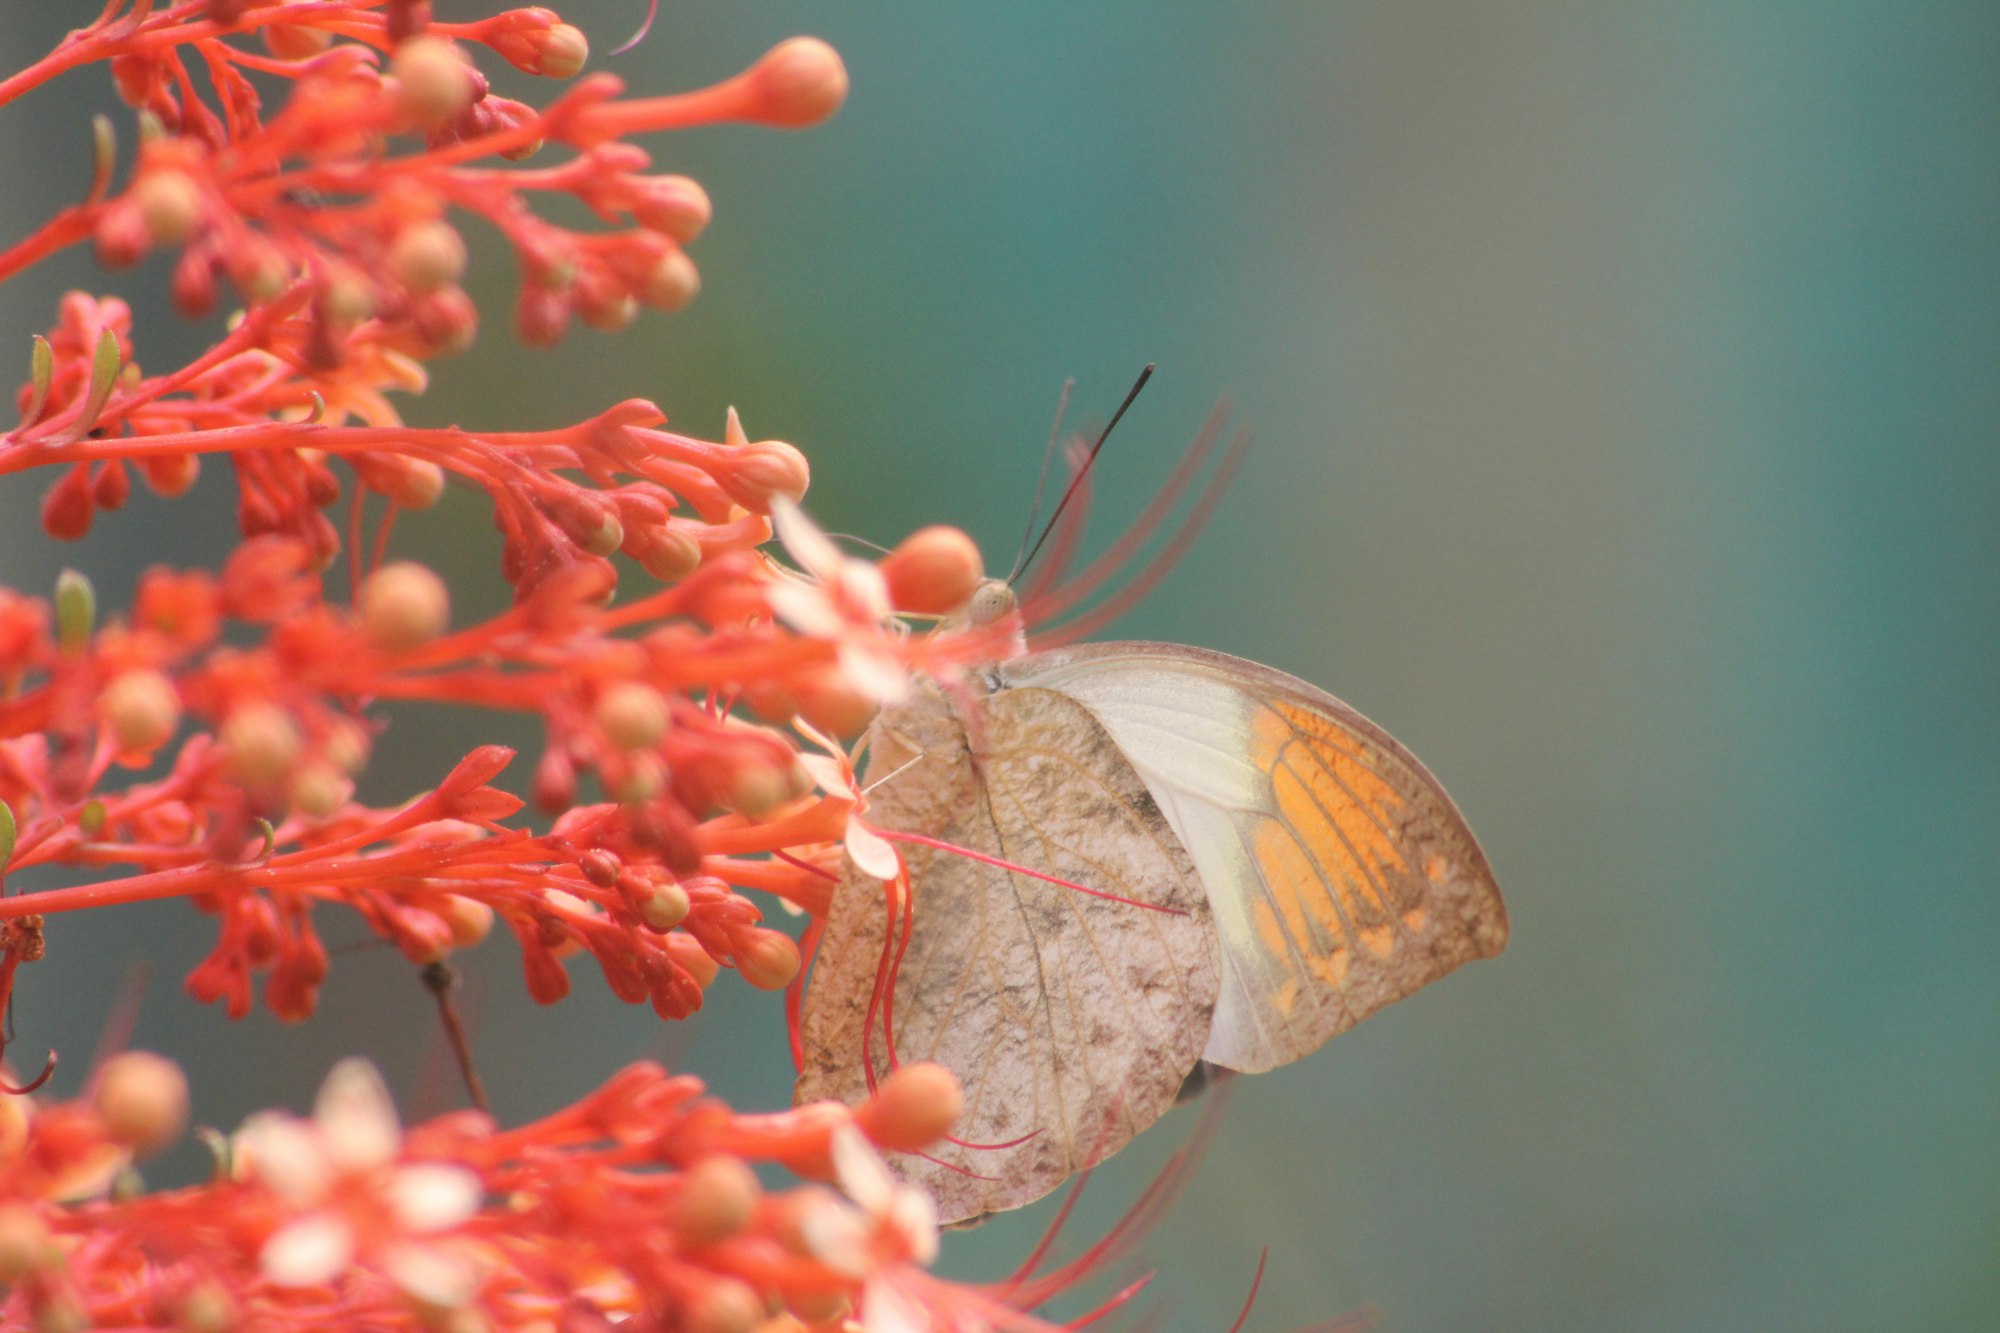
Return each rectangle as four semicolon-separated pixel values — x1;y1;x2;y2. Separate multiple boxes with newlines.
1012;364;1155;584
1007;377;1076;582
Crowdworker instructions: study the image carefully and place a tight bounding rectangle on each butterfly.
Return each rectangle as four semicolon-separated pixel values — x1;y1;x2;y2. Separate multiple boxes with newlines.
791;393;1507;1226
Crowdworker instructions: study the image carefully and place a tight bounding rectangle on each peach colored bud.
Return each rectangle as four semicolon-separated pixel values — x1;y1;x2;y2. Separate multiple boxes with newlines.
720;439;810;512
389;220;467;294
534;23;590;79
794;666;877;738
437;894;495;949
635;176;712;244
135;168;203;245
735;928;801;991
638;880;691;932
100;668;181;754
883;526;985;616
859;1062;963;1152
0;1205;50;1285
93;1050;190;1158
595;682;671;751
686;1278;761;1333
393;36;476;129
638;249;700;311
358;560;451;650
728;759;792;818
289;761;349;819
392;458;446;510
266;18;335;61
673;1155;760;1246
221;701;302;791
634;525;703;582
321;264;377;324
746;37;849;129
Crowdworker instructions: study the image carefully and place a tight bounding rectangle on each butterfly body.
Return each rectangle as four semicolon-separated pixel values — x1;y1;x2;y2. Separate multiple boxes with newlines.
796;634;1506;1225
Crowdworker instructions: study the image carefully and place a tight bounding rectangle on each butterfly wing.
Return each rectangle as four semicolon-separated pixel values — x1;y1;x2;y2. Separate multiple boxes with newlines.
1001;642;1506;1074
796;676;1218;1224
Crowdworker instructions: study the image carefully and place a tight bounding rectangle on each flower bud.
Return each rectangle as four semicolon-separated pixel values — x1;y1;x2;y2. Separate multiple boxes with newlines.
392;36;476;129
134;167;203;244
221;701;302;791
858;1061;963;1152
638;880;690;932
437;894;495;949
634;176;711;244
673;1156;760;1247
388;219;467;294
358;560;451;650
289;761;349;819
637;248;700;311
100;668;182;754
734;928;801;991
0;1205;51;1285
93;1050;190;1158
594;682;671;751
744;37;849;129
718;439;809;512
883;526;984;616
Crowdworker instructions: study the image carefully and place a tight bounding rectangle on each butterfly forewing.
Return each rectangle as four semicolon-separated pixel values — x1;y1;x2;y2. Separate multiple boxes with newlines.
1001;643;1507;1074
796;676;1219;1224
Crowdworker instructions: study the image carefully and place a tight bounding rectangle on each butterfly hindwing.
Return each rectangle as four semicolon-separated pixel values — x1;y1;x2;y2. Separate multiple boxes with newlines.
795;675;1219;1224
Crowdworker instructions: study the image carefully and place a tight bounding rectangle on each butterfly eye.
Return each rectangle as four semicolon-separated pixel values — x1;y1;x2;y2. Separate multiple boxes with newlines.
966;580;1017;626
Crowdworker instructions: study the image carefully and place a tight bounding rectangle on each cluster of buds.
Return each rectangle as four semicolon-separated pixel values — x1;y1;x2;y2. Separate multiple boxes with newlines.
0;1050;1032;1331
0;3;1215;1327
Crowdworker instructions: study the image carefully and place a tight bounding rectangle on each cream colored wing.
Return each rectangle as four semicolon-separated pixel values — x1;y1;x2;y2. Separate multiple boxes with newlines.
796;675;1218;1224
1002;642;1506;1075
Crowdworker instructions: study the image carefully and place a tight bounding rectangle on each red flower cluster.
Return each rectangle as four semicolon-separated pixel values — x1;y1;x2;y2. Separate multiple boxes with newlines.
0;4;1172;1330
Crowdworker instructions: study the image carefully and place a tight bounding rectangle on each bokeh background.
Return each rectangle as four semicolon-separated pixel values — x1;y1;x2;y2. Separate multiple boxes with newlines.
3;4;1998;1330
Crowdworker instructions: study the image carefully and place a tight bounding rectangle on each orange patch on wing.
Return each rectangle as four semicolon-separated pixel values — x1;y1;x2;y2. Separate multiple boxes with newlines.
1249;818;1352;990
1256;700;1424;923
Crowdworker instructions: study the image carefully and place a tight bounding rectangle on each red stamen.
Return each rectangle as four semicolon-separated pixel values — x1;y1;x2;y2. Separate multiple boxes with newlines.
1225;1248;1270;1333
879;831;1187;916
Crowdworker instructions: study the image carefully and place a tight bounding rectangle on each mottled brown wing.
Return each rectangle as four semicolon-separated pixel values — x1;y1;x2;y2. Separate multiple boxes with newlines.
1003;643;1507;1075
796;676;1218;1224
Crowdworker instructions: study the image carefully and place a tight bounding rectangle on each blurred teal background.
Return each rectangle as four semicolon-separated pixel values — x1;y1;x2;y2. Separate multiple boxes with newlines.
3;4;1998;1329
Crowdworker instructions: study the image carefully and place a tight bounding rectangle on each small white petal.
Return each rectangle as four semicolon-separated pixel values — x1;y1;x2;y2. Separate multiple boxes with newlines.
768;579;846;637
235;1112;333;1207
840;562;893;623
845;821;902;882
795;752;850;796
260;1212;355;1288
383;1240;479;1309
386;1162;483;1233
830;1124;894;1214
797;1193;872;1279
861;1274;930;1333
838;644;910;705
888;1187;939;1266
314;1058;402;1173
770;495;844;585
